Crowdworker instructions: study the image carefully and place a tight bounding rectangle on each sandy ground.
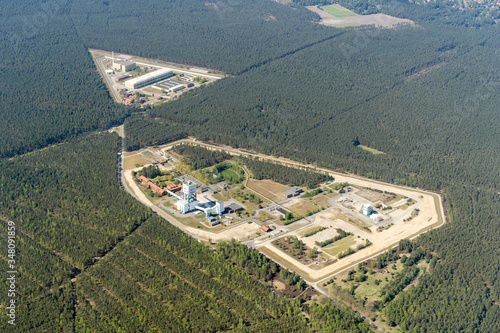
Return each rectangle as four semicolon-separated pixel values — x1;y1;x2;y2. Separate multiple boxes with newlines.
257;186;441;282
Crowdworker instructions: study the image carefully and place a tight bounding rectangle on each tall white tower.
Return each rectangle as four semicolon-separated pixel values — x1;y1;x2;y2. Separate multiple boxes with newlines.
215;201;224;215
182;181;197;203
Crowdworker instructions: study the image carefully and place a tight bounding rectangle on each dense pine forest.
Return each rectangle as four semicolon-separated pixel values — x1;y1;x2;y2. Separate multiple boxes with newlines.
242;157;331;188
0;2;127;158
1;0;500;331
124;116;188;151
70;0;338;75
171;144;231;170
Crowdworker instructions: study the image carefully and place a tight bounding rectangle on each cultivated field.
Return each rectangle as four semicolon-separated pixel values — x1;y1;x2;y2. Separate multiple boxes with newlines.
345;14;414;28
320;4;357;17
124;153;151;169
306;6;413;28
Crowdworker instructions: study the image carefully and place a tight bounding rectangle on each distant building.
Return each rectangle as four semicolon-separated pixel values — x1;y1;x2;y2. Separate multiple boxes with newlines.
207;217;219;226
112;60;136;72
362;204;373;216
225;203;243;214
281;186;303;198
184;82;194;88
158;159;167;164
261;225;270;232
275;207;287;217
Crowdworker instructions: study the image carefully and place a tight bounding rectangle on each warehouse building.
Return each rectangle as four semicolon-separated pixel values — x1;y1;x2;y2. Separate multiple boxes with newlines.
170;84;185;93
125;69;174;90
112;60;136;72
281;186;303;198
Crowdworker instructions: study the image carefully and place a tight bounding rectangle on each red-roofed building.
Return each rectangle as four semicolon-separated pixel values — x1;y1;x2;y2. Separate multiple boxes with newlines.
148;182;167;196
166;184;182;192
139;175;149;184
261;225;270;232
138;175;167;196
158;159;167;164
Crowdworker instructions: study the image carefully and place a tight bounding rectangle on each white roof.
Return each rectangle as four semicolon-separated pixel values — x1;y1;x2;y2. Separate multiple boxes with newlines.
126;68;172;85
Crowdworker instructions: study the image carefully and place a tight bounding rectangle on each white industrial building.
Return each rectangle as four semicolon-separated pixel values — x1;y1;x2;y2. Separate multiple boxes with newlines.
124;68;174;90
112;60;136;72
362;204;373;216
174;181;224;216
170;84;185;93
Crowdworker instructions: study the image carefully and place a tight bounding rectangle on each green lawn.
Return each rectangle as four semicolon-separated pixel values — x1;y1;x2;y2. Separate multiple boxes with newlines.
320;4;357;17
221;168;241;183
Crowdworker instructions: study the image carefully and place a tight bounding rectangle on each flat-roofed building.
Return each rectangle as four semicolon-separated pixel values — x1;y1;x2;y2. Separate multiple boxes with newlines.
112;60;136;72
170;84;185;93
125;69;174;90
281;186;303;198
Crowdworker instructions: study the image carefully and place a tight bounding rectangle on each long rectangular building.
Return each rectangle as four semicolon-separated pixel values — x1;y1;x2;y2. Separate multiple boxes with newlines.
124;68;174;90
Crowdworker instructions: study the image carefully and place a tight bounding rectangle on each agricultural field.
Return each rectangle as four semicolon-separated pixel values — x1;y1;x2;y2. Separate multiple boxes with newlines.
123;153;151;169
247;178;290;202
320;4;357;17
284;197;322;216
306;5;413;28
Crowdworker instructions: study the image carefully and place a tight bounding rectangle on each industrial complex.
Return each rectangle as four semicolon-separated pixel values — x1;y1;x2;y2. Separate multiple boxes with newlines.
91;50;223;106
121;140;443;291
